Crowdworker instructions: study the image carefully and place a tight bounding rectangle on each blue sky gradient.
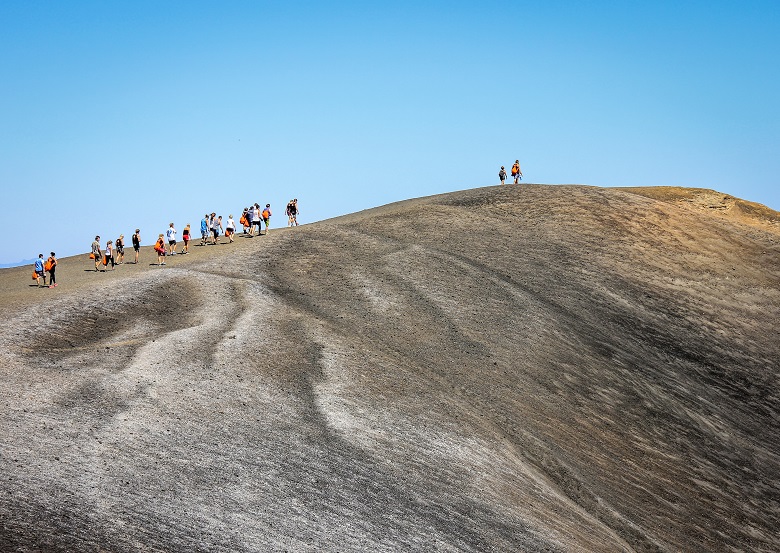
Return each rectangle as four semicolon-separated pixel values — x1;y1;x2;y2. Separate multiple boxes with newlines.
2;1;778;265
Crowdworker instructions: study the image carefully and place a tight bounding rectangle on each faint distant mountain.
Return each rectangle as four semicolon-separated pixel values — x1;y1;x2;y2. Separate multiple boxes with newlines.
1;184;778;552
0;258;36;269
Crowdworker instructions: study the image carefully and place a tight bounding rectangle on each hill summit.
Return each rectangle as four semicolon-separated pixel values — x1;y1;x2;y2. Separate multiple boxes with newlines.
1;185;778;552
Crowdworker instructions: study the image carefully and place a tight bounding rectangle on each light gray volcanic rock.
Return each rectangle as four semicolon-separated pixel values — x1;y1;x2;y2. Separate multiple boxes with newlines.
1;185;778;552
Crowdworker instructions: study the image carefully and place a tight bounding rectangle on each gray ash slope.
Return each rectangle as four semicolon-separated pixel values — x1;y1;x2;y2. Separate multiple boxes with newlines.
1;184;778;552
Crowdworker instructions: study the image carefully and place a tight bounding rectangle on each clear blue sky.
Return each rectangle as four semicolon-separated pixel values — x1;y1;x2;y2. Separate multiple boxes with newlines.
2;1;778;266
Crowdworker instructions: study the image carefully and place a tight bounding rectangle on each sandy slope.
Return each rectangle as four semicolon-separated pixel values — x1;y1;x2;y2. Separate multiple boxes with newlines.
1;185;778;552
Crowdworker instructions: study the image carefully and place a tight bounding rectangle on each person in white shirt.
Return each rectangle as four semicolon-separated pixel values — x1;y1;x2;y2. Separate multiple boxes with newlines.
226;215;236;243
166;223;177;255
250;204;262;237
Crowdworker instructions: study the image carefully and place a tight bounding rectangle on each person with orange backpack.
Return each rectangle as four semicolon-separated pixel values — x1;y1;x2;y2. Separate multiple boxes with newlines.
45;252;58;288
226;215;236;243
239;208;250;234
511;160;522;184
262;204;272;234
154;234;166;265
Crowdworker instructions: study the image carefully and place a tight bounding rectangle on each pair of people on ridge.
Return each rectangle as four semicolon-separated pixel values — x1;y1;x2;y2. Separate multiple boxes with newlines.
286;199;299;227
33;252;57;288
499;160;523;184
90;236;118;272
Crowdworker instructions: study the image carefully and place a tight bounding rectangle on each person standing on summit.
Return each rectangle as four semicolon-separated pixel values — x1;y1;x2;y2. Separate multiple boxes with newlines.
498;166;507;185
511;160;522;184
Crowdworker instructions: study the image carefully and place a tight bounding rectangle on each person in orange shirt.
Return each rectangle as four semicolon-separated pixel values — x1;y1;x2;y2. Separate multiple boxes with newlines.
46;252;58;288
154;234;166;266
511;160;523;184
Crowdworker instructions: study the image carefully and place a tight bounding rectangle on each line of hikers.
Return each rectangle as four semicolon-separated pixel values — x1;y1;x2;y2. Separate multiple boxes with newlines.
498;160;523;185
82;199;300;272
32;198;304;285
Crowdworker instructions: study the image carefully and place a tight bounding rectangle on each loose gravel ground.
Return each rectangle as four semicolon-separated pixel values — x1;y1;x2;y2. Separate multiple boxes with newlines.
1;184;779;552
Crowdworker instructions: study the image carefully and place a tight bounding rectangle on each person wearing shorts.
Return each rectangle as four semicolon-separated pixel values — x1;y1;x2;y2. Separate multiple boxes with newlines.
132;230;141;264
511;160;522;184
166;223;177;255
91;236;101;271
211;213;222;244
201;214;209;245
182;224;191;253
154;234;166;265
226;215;236;243
115;234;125;264
251;204;262;237
286;200;296;226
262;204;271;234
34;254;46;287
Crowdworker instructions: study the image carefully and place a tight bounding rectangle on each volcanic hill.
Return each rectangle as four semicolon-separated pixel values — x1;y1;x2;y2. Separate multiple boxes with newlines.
1;184;778;552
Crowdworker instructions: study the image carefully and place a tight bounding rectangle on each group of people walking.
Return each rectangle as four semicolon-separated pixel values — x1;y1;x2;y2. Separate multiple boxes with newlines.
498;160;523;185
90;232;135;271
238;203;273;237
31;198;301;288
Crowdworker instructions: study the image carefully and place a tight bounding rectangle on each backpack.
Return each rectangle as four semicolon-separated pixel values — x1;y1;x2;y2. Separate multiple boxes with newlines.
511;164;519;176
499;170;506;179
132;234;140;247
44;259;53;271
262;209;270;219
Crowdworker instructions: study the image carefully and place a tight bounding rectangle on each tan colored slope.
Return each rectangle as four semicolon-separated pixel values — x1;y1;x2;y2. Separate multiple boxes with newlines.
1;185;778;552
